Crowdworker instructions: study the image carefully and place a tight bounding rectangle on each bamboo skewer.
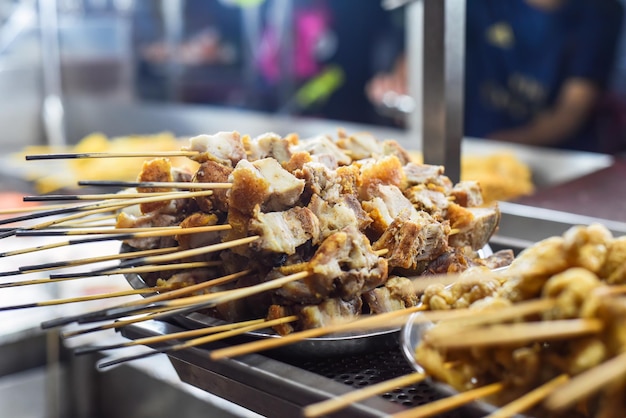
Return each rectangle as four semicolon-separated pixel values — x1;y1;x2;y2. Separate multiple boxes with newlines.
60;310;175;339
0;286;170;311
544;351;626;412
96;315;299;369
115;235;259;268
22;191;186;202
77;180;232;189
1;224;230;258
209;305;429;360
16;224;229;236
25;151;200;160
389;382;505;418
424;319;604;348
48;260;222;280
18;246;180;272
73;318;267;355
485;374;569;418
303;372;428;417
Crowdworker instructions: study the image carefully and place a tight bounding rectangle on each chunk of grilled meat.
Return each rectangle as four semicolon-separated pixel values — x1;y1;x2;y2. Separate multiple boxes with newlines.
183;131;247;166
362;184;420;237
447;204;501;251
228;158;305;215
372;210;450;271
363;276;420;314
193;160;232;213
248;206;321;255
308;193;372;239
176;212;222;250
116;211;179;250
267;297;363;335
403;162;453;192
243;132;296;163
137;158;191;214
274;226;388;303
449;181;484;207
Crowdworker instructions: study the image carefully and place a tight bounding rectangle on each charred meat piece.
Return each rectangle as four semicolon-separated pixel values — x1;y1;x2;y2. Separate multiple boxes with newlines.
182;131;247;166
362;184;419;236
447;204;501;251
275;226;388;302
228;158;305;215
297;296;363;330
363;276;420;314
291;134;352;168
308;193;372;239
248;206;321;255
373;211;449;271
137;158;178;214
267;304;296;336
335;131;382;160
306;226;388;300
404;184;450;220
243;132;296;163
403;162;453;191
358;155;405;200
193;160;232;213
449;181;484;207
116;211;179;250
176;212;222;250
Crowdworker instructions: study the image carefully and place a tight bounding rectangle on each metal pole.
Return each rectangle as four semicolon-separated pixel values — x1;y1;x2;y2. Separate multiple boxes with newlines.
39;0;67;147
421;0;465;183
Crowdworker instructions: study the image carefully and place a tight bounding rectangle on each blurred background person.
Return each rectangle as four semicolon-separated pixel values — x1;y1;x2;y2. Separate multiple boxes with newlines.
367;0;625;154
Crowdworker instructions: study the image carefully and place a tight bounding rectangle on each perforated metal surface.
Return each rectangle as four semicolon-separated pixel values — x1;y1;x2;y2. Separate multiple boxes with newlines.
279;347;477;418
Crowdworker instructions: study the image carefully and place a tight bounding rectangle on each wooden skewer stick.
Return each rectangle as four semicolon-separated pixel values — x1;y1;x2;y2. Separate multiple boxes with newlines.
96;315;299;369
25;190;215;231
0;286;169;311
209;305;430;360
120;269;253;308
40;266;254;329
18;246;180;272
61;309;178;339
74;318;267;355
25;151;200;160
2;224;230;258
544;351;626;412
77;180;232;189
0;203;76;215
428;298;557;333
116;235;259;268
485;374;569;418
60;270;253;339
48;260;222;280
16;224;229;236
57;214;117;226
303;372;428;417
424;319;604;349
389;382;505;418
22;191;186;202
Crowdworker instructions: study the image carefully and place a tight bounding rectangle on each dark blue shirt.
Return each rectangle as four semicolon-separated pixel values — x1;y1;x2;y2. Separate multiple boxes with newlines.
464;0;623;152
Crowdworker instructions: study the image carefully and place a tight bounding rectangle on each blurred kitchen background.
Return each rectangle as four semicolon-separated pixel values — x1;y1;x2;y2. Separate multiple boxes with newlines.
2;1;626;417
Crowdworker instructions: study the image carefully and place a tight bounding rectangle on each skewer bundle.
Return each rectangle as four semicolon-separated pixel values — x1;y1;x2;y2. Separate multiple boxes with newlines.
5;129;620;418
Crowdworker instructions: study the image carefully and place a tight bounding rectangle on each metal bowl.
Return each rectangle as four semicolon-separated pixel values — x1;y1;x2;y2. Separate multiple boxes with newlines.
120;244;399;358
400;312;529;417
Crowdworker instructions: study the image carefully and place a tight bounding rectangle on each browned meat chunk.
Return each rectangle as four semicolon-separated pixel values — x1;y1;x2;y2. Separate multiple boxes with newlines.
228;158;305;215
359;155;405;199
291;135;351;168
243;132;295;163
404;184;450;220
275;226;388;302
308;193;372;239
363;276;419;314
297;297;363;330
447;204;501;251
362;184;419;236
449;181;484;207
373;211;449;271
116;211;179;250
193;160;232;213
403;162;453;191
176;212;222;250
248;206;321;254
183;131;247;166
335;131;381;160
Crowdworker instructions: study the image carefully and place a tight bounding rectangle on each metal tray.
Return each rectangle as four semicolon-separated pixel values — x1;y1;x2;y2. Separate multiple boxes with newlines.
121;244;399;358
400;312;529;418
